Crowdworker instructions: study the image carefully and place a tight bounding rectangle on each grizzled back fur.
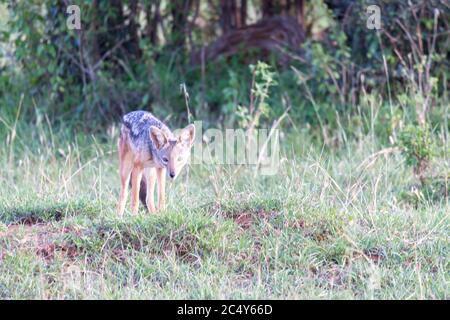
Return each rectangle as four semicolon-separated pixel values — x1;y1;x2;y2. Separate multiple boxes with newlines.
122;110;175;152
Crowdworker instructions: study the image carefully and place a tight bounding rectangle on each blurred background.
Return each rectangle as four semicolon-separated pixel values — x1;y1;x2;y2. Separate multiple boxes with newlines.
0;0;448;140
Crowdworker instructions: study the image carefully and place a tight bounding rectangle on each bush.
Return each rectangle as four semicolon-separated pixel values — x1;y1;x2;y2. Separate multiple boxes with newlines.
397;124;434;183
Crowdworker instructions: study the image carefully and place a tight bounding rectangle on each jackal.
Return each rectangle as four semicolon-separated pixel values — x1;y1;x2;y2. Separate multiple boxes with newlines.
117;111;195;215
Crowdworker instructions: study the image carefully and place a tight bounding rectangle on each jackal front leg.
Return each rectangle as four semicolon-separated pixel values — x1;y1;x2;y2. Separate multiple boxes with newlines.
131;164;144;214
157;168;166;211
145;168;157;213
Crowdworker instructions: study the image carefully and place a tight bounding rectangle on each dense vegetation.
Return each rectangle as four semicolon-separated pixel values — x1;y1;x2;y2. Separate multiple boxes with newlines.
0;0;448;299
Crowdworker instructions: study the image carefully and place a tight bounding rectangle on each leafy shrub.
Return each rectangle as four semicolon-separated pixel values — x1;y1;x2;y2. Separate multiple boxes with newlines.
397;124;434;183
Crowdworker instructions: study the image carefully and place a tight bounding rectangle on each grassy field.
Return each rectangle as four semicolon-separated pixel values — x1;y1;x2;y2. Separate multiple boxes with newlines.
0;110;448;300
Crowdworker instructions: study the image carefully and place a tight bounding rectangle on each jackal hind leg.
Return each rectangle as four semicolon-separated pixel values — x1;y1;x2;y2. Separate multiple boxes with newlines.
117;136;133;216
156;168;166;211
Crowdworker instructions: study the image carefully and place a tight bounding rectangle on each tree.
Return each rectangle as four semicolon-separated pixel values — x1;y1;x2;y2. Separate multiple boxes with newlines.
219;0;247;33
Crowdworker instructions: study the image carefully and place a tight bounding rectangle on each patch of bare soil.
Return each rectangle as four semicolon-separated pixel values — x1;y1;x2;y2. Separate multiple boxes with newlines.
160;233;200;264
234;212;254;230
302;220;343;243
0;222;82;264
217;201;331;229
214;203;280;230
36;242;79;263
106;228;201;264
312;263;349;288
213;206;280;276
363;247;386;264
287;219;306;229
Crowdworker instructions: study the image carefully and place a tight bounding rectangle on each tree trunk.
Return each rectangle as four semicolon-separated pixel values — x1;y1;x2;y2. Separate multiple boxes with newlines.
127;0;141;58
91;0;101;63
294;0;304;28
220;0;235;33
190;16;305;65
170;0;192;50
146;0;160;46
262;0;275;17
220;0;248;32
238;0;247;28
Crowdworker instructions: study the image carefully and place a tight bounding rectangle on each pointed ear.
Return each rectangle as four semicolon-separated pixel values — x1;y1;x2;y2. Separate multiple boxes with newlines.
178;124;195;147
149;126;167;150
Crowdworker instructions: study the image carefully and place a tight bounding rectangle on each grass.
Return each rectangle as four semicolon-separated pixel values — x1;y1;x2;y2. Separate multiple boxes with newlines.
0;109;448;300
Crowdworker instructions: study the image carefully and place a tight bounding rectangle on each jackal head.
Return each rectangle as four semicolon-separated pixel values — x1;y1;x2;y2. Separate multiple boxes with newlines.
149;124;195;179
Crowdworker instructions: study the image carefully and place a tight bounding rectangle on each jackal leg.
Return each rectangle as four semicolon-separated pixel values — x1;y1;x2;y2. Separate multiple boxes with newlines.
156;168;166;210
144;168;157;213
117;137;133;216
131;164;144;214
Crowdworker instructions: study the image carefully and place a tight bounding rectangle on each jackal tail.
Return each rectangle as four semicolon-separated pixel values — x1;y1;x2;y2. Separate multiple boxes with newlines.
129;174;148;210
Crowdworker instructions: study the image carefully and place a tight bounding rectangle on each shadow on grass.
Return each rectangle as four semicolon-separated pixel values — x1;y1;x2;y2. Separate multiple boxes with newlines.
204;198;284;228
0;200;98;225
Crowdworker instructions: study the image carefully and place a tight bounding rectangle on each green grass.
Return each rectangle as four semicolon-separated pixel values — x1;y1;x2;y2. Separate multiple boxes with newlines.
0;114;448;299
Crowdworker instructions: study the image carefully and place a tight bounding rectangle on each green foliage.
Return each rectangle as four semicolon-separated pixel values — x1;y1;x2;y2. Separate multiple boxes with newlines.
297;29;352;125
396;124;448;205
0;0;448;138
233;62;277;129
397;124;434;178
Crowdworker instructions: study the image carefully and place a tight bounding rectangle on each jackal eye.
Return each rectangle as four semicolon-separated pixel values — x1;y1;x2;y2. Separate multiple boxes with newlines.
162;157;169;163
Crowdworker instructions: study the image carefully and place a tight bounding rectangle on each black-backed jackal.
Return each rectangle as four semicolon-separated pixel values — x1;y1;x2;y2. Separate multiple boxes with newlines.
117;111;195;215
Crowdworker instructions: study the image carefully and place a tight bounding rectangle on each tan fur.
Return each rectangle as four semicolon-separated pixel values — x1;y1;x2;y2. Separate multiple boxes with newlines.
156;168;166;210
145;168;157;212
117;131;133;216
116;124;195;216
130;165;144;213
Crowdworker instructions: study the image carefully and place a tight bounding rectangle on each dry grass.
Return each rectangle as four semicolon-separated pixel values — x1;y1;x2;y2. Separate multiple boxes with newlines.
0;107;448;299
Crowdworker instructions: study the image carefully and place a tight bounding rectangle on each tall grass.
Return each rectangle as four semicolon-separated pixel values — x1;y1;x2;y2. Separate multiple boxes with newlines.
0;95;448;299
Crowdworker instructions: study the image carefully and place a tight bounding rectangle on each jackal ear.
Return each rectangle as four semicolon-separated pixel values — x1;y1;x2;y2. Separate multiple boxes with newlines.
178;124;195;147
149;126;167;150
